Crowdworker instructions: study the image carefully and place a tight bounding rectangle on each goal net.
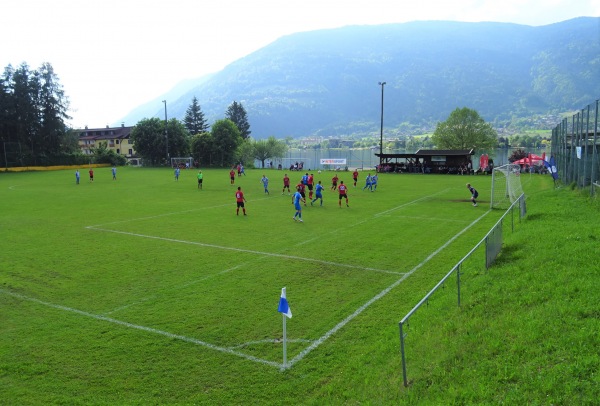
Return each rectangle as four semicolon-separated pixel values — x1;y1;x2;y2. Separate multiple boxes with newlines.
171;157;193;169
491;164;524;209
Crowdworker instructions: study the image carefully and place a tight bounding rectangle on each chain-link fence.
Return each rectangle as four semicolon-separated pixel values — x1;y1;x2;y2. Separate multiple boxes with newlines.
551;99;600;196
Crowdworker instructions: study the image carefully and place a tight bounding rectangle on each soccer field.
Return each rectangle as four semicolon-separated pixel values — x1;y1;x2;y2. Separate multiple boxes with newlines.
1;166;510;403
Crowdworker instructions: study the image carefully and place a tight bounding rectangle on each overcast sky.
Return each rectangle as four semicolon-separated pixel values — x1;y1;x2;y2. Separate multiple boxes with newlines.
2;0;599;129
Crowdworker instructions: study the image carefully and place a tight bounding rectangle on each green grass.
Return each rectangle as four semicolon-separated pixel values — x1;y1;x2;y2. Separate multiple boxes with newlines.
1;167;598;404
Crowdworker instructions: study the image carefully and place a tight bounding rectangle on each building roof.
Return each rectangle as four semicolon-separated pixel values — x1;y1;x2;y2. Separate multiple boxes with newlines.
415;149;474;156
76;125;133;141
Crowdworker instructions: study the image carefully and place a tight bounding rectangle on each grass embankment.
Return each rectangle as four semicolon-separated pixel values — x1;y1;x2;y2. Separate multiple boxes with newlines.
0;168;598;404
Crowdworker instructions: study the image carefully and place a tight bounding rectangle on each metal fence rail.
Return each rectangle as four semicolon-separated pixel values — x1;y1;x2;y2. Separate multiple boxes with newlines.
398;193;526;387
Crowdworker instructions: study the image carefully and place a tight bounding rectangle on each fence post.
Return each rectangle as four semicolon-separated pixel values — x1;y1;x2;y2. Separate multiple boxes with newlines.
584;105;590;189
511;203;515;232
399;321;408;387
592;100;599;197
456;263;461;307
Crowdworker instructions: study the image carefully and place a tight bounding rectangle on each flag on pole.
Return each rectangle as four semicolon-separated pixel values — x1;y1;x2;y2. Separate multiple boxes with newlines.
278;287;292;318
544;156;559;180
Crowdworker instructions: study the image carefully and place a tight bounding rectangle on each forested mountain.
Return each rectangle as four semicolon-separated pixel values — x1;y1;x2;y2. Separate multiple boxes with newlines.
122;17;600;138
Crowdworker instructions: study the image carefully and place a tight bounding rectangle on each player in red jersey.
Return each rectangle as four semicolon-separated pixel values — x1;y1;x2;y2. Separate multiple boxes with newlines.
352;169;359;187
235;186;247;215
296;181;307;205
230;169;236;185
282;174;291;195
307;173;314;200
331;173;339;190
338;180;349;208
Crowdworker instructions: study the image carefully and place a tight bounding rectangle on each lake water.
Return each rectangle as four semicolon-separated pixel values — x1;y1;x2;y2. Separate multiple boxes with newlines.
258;148;550;171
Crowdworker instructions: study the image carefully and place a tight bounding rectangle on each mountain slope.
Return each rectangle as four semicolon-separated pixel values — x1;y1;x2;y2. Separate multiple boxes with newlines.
123;17;600;138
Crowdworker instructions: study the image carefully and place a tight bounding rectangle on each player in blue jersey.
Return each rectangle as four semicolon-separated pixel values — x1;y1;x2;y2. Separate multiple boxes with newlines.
292;186;304;222
301;173;309;186
371;174;378;191
261;175;269;194
362;173;372;191
311;180;324;206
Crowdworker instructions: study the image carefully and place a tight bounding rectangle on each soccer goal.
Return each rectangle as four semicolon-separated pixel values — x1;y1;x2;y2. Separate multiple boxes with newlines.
171;157;193;169
490;164;525;209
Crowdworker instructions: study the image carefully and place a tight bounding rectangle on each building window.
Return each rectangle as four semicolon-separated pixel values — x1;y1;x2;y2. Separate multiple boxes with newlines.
128;149;133;155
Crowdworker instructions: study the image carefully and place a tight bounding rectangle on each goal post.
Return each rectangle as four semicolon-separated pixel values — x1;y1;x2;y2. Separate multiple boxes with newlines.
491;164;524;209
170;157;193;169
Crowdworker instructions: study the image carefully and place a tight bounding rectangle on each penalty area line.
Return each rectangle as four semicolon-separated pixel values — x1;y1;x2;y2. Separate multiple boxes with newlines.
86;226;403;276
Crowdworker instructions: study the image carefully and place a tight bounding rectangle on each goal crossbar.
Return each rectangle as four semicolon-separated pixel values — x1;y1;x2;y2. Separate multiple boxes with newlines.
171;157;193;168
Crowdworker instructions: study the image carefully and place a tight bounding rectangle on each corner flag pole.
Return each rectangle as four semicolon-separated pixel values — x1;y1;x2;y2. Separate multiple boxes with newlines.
282;312;287;367
277;287;292;369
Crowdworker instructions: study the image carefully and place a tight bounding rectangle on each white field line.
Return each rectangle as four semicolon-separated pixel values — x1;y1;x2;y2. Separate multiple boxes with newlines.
0;289;280;368
284;209;490;370
103;190;456;313
227;338;315;350
104;262;248;315
380;215;471;223
98;188;463;330
0;187;481;369
85;196;275;229
86;226;403;276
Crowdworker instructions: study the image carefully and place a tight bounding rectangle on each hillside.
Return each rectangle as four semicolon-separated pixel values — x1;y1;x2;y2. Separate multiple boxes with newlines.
121;17;600;138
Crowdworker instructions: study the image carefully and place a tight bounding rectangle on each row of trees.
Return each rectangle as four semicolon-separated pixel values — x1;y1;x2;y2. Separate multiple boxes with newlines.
0;62;285;168
131;98;287;168
1;62;509;168
0;62;76;166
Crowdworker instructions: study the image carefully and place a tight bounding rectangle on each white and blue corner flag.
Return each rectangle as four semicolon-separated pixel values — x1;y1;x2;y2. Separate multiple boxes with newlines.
278;287;292;318
544;156;559;180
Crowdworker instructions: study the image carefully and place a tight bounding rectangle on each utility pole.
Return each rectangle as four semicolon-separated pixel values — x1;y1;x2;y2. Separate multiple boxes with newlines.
378;81;386;167
162;100;169;161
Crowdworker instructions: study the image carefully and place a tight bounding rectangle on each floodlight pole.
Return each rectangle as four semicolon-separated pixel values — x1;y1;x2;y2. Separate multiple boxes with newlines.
378;81;386;168
163;100;169;161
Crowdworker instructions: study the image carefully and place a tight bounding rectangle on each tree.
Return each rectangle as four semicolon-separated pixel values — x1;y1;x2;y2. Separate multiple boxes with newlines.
0;62;71;166
11;63;39;157
211;119;242;167
166;119;192;158
131;117;190;165
38;63;70;155
249;136;288;168
191;132;216;166
508;148;527;162
184;96;209;135
92;141;127;166
130;118;166;165
225;101;251;139
235;140;255;167
432;107;498;151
